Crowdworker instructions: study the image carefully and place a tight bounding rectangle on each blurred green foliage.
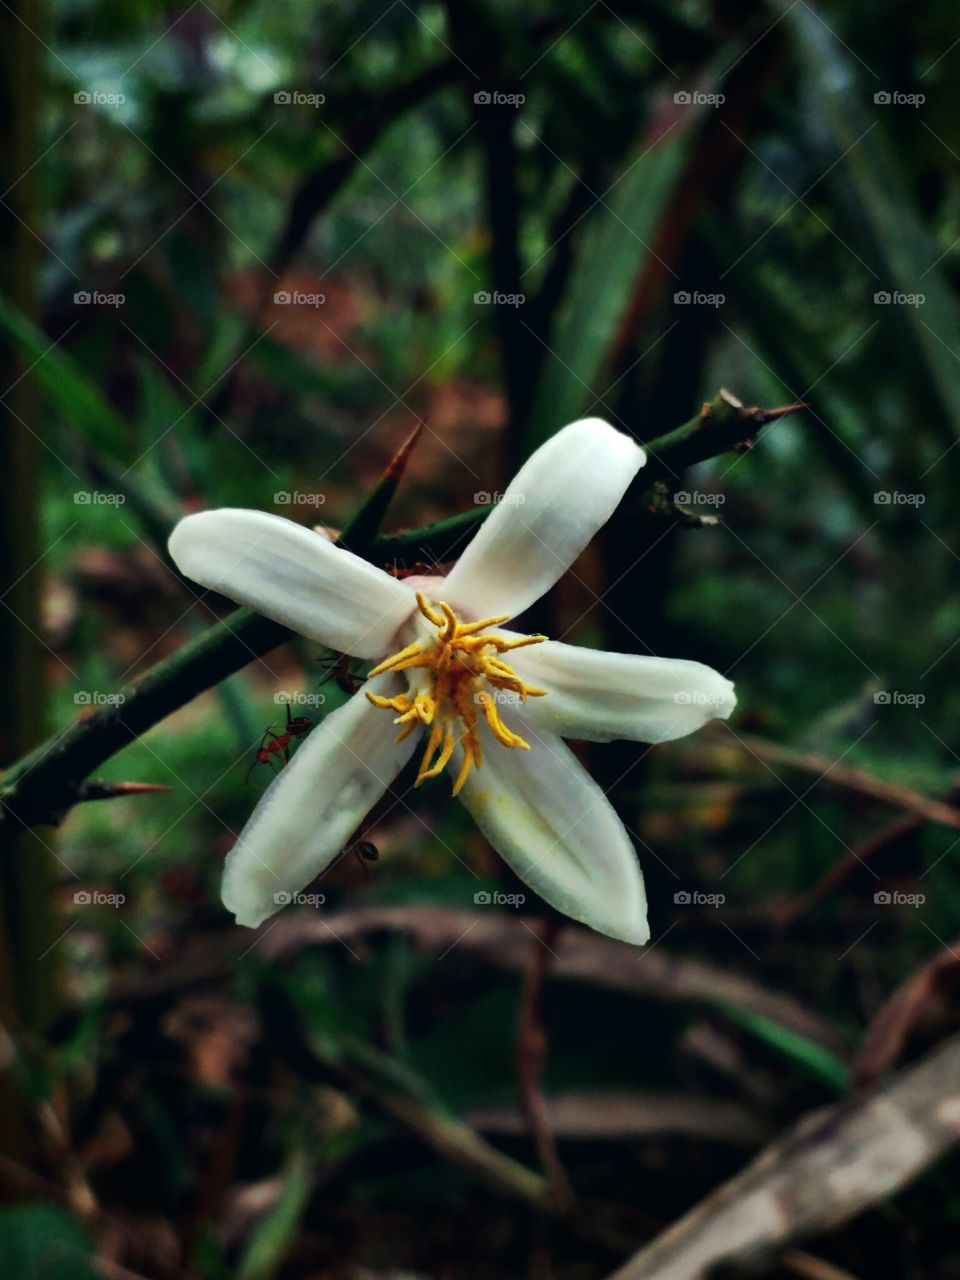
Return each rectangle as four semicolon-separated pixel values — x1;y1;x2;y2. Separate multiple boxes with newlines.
4;0;960;1274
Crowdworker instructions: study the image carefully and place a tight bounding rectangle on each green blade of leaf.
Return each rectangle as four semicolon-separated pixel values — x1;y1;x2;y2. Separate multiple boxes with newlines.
0;293;131;460
779;0;960;449
235;1152;313;1280
715;999;850;1094
525;106;700;450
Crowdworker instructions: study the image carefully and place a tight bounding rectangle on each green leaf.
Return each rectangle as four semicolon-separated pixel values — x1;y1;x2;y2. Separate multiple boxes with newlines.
715;999;850;1093
525;108;699;450
0;294;131;460
235;1152;313;1280
0;1204;96;1280
780;0;960;449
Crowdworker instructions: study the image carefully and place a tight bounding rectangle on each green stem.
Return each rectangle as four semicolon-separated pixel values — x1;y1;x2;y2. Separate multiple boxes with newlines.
375;391;803;560
0;392;802;830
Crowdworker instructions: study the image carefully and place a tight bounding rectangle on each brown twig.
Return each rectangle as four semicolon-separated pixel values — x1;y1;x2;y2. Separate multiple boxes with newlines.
105;906;844;1055
853;937;960;1089
773;813;921;930
604;1031;960;1280
261;981;558;1217
716;726;960;830
516;915;574;1212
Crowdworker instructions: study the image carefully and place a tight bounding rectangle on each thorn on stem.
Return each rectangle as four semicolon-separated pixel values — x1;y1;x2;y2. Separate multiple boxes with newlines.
383;422;424;484
77;780;171;803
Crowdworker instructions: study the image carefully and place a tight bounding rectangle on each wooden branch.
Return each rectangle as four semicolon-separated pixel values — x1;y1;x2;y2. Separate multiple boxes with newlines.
373;392;805;562
268;61;462;277
605;1032;960;1280
718;727;960;830
0;394;802;831
515;915;574;1210
97;907;843;1064
260;977;556;1217
853;939;960;1088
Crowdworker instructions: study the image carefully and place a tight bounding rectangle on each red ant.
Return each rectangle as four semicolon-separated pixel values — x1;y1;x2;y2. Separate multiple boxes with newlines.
387;560;435;580
386;551;450;581
317;650;363;695
245;703;313;783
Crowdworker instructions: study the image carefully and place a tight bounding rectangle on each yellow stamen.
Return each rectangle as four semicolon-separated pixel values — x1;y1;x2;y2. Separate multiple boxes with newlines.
477;691;530;750
368;640;423;678
451;738;476;796
366;594;547;791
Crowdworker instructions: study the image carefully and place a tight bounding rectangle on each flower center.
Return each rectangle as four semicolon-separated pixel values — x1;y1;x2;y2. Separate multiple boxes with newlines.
365;592;547;795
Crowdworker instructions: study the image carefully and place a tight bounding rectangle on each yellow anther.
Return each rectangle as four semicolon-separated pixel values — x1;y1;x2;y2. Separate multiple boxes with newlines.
454;612;510;637
414;693;435;724
438;600;460;640
366;691;411;712
368;640;423;678
415;591;445;628
451;742;476;796
367;597;547;791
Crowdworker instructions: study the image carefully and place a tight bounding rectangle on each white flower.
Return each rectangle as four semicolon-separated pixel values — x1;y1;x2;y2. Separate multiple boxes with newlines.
168;418;735;944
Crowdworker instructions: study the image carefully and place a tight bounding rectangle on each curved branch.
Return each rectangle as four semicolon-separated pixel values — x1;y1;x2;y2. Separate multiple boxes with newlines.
0;393;802;830
606;1031;960;1280
269;59;463;278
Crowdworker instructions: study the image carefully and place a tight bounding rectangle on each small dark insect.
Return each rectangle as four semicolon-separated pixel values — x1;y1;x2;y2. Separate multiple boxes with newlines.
342;838;379;872
245;704;312;782
318;650;363;695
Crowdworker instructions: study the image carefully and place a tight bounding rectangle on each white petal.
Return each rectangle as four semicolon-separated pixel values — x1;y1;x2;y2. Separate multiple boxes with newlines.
169;509;416;659
512;640;736;743
441;418;645;621
222;677;419;927
456;725;649;944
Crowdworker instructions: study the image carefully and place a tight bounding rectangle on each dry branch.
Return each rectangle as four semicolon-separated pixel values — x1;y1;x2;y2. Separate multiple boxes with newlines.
605;1032;960;1280
717;727;960;830
100;906;842;1057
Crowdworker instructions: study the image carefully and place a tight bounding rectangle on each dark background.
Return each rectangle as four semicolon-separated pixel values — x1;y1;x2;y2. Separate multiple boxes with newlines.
1;1;960;1276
